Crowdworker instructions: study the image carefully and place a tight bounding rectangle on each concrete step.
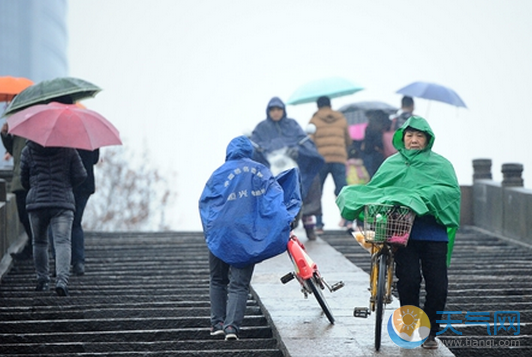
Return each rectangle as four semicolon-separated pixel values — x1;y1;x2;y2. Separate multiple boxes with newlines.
321;226;532;357
0;232;285;356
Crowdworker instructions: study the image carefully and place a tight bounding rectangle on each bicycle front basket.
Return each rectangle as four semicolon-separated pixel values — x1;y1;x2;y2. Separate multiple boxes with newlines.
363;204;416;246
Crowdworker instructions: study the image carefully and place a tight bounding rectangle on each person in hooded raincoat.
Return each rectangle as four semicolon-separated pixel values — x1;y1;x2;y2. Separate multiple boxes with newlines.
336;116;460;349
250;97;324;240
199;136;301;340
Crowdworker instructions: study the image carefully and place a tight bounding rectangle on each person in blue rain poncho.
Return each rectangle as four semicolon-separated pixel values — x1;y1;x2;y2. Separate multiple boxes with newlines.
199;135;301;340
250;97;324;240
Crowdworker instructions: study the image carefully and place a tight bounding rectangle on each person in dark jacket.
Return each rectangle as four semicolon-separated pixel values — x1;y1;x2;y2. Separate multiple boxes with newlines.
361;110;392;177
20;141;87;296
71;149;99;275
1;124;33;260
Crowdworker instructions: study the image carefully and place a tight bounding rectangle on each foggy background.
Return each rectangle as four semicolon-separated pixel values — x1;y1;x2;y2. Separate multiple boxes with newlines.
66;0;532;230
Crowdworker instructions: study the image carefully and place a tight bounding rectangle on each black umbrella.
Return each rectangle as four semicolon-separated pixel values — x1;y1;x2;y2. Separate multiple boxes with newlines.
338;101;397;126
2;77;101;116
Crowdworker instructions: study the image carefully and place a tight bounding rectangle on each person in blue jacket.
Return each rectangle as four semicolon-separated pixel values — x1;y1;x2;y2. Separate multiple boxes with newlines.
199;135;300;340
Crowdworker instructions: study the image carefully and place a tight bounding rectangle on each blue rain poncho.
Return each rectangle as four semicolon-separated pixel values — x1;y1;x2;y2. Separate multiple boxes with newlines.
250;97;324;199
199;136;302;268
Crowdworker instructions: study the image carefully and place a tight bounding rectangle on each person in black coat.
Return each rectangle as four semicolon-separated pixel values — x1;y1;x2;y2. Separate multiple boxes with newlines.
71;149;99;275
20;141;87;296
362;110;391;177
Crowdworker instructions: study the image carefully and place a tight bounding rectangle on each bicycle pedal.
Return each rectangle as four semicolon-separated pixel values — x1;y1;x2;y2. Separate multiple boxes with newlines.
280;272;294;284
354;307;370;318
331;281;345;292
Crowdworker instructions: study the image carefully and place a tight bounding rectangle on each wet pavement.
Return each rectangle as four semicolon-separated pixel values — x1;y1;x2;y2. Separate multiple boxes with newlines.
251;227;455;357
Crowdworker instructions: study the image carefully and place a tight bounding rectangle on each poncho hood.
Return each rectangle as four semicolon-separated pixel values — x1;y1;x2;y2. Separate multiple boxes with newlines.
266;96;288;121
392;115;435;152
225;135;254;161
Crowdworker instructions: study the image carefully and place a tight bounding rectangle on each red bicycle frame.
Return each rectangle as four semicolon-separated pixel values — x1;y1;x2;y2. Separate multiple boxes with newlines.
286;234;316;280
280;232;344;324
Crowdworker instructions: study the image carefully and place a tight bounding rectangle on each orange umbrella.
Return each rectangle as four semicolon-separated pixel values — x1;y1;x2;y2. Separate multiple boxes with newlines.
0;76;34;102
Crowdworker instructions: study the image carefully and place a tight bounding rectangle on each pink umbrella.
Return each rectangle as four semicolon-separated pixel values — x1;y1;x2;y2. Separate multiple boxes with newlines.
6;102;122;150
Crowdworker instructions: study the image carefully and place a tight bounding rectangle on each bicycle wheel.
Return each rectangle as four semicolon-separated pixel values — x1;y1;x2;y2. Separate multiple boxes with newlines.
307;275;335;324
375;254;387;351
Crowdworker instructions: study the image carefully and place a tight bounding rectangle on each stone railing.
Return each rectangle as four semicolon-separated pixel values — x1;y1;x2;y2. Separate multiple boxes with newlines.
0;176;25;264
471;159;531;243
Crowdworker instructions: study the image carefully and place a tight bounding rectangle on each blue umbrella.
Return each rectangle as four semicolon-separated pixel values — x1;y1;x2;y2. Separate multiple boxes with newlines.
286;77;364;105
396;81;467;108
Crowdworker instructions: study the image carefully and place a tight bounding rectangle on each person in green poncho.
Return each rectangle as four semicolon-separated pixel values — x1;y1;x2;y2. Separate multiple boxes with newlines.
336;116;460;349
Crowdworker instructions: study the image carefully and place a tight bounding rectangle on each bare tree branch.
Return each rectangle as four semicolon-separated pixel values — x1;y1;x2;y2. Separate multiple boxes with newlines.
83;146;176;231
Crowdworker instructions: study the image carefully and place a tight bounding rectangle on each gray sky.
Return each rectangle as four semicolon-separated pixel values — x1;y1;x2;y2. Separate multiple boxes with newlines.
67;0;532;230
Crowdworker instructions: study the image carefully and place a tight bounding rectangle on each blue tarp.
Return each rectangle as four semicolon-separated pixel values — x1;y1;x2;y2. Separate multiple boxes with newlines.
199;136;302;268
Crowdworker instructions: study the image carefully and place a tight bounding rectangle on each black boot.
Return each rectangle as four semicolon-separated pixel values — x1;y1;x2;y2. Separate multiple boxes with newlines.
11;244;33;261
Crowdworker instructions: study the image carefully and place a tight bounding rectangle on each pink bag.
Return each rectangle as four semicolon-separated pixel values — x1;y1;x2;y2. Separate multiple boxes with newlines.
348;123;368;140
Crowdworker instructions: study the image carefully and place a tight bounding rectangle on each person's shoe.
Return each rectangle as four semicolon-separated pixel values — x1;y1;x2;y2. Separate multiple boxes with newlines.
422;335;438;349
35;281;49;291
73;262;85;276
305;227;317;241
55;284;69;297
315;227;324;235
224;325;239;340
11;250;32;261
210;322;224;336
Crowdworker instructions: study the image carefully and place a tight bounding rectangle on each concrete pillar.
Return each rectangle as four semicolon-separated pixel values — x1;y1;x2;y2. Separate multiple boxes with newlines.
501;163;524;187
473;159;492;180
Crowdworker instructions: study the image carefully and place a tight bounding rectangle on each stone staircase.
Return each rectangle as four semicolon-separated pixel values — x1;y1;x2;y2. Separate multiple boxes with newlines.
0;232;285;356
321;226;532;357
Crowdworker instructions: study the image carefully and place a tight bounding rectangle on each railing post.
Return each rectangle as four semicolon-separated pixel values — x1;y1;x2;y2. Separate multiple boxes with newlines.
473;159;492;180
473;159;491;181
501;163;524;187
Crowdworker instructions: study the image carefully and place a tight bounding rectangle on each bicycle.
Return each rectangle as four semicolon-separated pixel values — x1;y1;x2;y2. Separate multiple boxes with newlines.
353;203;416;351
280;232;344;324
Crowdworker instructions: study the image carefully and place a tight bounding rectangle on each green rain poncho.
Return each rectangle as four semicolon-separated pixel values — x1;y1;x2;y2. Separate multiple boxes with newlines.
336;116;461;266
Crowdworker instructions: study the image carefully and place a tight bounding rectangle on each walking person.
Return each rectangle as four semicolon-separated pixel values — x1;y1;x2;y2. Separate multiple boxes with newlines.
71;149;99;275
361;110;391;177
309;96;352;232
250;97;324;240
337;116;460;349
199;136;298;340
1;124;33;260
20;141;87;296
391;95;415;131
